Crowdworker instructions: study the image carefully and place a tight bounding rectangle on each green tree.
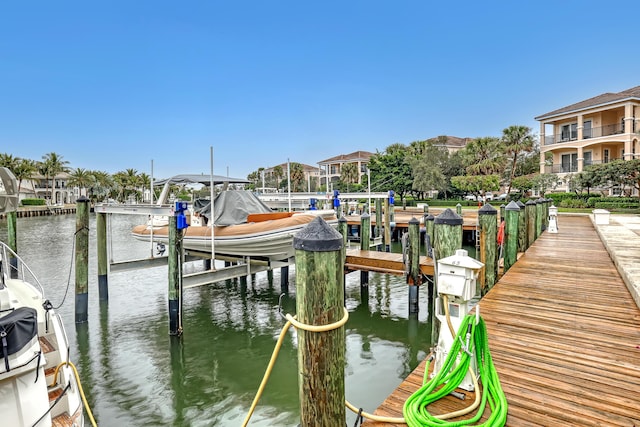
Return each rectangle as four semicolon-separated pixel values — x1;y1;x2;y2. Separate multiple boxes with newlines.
12;158;38;196
368;143;413;201
273;165;284;190
289;162;304;192
409;141;449;198
502;125;536;195
451;174;500;198
0;153;19;171
459;137;505;176
90;170;114;202
67;168;95;197
340;162;359;192
40;152;70;202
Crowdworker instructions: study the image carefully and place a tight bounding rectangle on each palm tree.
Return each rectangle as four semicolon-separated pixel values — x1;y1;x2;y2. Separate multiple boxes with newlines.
460;137;506;176
67;168;95;198
0;153;19;171
502;125;535;195
41;152;70;203
289;162;304;192
89;170;114;202
12;159;38;197
273;165;284;189
340;162;359;192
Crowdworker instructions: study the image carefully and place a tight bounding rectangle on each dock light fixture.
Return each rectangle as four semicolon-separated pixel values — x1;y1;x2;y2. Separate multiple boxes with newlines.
548;205;558;233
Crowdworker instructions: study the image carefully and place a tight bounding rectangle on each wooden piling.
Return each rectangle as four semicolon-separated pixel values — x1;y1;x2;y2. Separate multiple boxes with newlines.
384;198;391;252
375;198;383;250
75;197;90;323
360;213;371;287
456;203;462;215
478;203;498;295
425;214;435;258
504;201;520;272
535;198;544;239
7;210;18;278
96;212;109;301
432;209;463;345
293;217;345;427
280;265;289;292
526;199;536;249
407;217;421;314
516;200;527;253
168;215;183;335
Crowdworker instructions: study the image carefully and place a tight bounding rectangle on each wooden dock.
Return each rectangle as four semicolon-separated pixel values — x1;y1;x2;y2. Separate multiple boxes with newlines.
345;249;434;276
363;215;640;426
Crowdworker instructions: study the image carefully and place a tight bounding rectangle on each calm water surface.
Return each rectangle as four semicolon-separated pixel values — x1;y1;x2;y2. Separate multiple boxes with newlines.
0;214;433;426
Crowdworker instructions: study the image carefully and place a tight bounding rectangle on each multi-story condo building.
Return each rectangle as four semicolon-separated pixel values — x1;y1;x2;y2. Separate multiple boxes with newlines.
536;86;640;191
318;150;374;187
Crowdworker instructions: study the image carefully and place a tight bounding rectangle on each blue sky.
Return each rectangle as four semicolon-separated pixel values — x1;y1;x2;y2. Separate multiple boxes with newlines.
1;1;639;180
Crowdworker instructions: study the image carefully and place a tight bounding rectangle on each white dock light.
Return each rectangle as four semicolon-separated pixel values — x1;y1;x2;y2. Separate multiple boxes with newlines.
548;204;558;233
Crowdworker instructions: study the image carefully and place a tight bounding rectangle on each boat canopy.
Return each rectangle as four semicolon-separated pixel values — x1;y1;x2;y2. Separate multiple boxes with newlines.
0;307;38;372
195;191;273;226
0;167;19;214
153;174;249;187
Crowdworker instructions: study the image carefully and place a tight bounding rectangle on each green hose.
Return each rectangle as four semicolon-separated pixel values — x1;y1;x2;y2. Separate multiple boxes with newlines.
403;314;508;426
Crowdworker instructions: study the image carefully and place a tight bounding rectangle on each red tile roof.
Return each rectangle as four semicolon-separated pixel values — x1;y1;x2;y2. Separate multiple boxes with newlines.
535;86;640;120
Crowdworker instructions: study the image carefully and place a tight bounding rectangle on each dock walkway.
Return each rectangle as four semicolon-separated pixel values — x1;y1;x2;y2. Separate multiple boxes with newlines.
363;214;640;426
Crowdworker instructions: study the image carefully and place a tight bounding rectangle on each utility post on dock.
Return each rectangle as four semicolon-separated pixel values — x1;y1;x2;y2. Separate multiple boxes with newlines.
293;217;345;426
375;198;383;251
75;196;90;323
478;203;498;295
407;217;421;314
432;209;463;345
359;213;370;289
96;211;109;301
504;201;520;272
168;202;188;336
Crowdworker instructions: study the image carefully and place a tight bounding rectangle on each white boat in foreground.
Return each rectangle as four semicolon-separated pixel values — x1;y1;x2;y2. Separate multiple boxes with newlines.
1;167;86;426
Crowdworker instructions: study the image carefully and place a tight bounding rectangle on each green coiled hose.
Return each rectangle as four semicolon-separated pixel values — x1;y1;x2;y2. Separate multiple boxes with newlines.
403;314;508;426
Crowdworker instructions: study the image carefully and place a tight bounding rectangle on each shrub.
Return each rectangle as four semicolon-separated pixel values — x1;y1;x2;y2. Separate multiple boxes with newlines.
21;198;46;206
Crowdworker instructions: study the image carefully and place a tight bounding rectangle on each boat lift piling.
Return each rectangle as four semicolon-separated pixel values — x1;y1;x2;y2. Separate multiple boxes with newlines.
96;211;109;301
407;217;421;314
359;212;370;288
478;204;498;295
504;201;520;273
75;196;90;323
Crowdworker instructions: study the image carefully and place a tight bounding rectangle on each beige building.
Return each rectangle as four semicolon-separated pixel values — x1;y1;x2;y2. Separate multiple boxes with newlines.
536;86;640;191
261;162;323;191
318;150;374;186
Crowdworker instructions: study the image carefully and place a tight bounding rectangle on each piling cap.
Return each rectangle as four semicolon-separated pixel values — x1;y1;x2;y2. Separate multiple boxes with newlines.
525;199;536;206
478;204;497;215
434;208;463;225
426;214;435;221
516;200;525;208
77;196;90;203
505;201;520;211
409;216;419;225
293;217;343;252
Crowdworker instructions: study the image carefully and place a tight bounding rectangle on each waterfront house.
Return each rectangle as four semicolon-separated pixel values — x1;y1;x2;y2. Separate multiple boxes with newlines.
536;86;640;193
261;162;324;192
318;150;374;188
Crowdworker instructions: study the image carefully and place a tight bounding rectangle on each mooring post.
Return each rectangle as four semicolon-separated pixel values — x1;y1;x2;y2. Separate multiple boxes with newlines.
478;204;498;295
96;211;109;301
408;217;421;314
168;215;183;335
535;198;544;239
375;198;383;250
425;214;435;257
293;217;345;426
526;199;536;249
75;196;90;323
280;265;290;292
7;210;18;278
500;204;505;222
504;201;520;273
544;198;550;230
516;200;527;254
383;198;391;252
432;209;463;346
360;213;370;287
338;217;348;304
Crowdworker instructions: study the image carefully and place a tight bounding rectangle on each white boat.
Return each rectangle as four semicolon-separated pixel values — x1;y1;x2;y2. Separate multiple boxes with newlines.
132;182;337;261
0;168;86;426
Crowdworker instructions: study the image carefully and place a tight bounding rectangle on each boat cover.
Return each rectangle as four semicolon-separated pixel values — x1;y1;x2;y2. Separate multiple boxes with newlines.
195;191;273;226
0;307;38;370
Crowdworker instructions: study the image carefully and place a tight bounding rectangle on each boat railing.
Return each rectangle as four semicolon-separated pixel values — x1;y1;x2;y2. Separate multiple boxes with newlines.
0;241;45;296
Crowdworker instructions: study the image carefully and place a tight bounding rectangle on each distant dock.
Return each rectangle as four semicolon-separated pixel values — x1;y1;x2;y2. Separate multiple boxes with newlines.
0;204;77;219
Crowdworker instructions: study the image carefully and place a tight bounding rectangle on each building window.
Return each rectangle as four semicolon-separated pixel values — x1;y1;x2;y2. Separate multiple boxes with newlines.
561;153;578;172
604;149;609;163
583;120;592;139
584;151;592;166
330;166;337;174
560;123;577;141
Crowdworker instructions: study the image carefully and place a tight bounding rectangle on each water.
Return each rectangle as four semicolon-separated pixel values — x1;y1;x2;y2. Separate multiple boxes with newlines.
0;214;433;426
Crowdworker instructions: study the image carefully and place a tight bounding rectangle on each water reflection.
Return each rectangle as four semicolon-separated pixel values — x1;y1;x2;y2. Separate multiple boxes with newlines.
1;215;432;426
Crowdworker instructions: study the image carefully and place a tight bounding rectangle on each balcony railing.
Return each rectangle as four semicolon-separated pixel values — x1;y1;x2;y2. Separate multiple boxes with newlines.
544;158;623;174
544;123;629;145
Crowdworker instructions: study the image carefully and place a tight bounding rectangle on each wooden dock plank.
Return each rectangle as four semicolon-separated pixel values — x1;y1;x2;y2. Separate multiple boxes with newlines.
345;249;435;276
362;215;640;426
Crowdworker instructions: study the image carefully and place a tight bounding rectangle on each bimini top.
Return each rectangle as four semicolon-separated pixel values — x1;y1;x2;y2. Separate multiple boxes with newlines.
153;174;250;187
0;167;19;214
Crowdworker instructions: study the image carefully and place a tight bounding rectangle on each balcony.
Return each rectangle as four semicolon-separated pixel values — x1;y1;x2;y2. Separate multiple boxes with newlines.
544;123;629;145
544;158;622;174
